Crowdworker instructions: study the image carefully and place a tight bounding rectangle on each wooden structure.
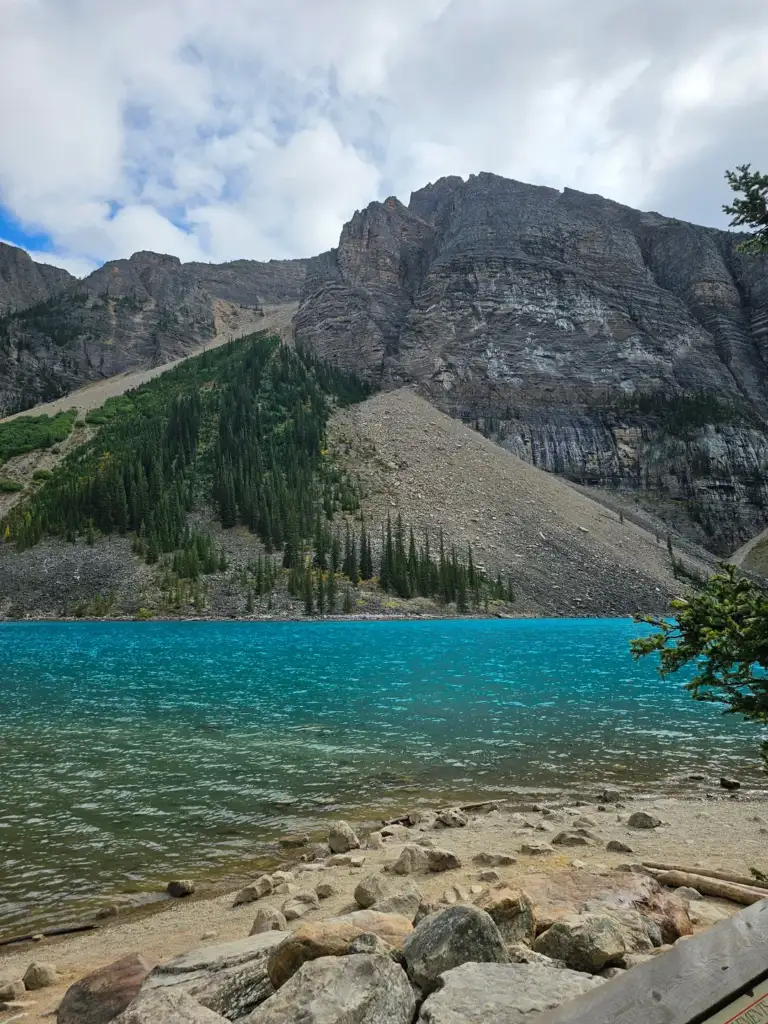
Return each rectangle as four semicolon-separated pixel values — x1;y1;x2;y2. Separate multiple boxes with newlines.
539;898;768;1024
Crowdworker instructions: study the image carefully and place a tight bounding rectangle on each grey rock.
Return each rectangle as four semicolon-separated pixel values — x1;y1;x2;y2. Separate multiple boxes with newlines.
507;945;566;969
475;888;536;946
371;883;423;922
600;966;627;979
471;852;517;867
598;789;623;804
552;831;591;847
346;933;406;966
479;869;501;883
534;914;626;972
621;953;656;969
354;873;389;909
282;890;320;922
167;880;196;898
720;777;741;790
233;877;272;906
674;886;704;904
0;979;26;1003
327;820;361;854
403;905;508;993
247;954;415;1024
23;962;60;990
114;990;227;1024
417;961;604;1023
315;882;337;900
58;954;156;1024
519;842;554;856
390;845;430;875
687;902;731;927
606;840;634;853
278;833;309;848
627;811;662;829
140;933;284;1021
426;847;462;872
249;909;287;936
435;808;469;828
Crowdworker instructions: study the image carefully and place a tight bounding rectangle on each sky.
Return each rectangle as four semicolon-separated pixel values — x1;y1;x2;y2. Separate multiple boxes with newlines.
2;0;767;279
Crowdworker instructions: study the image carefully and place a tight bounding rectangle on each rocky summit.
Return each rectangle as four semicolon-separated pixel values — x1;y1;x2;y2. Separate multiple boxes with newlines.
3;172;768;552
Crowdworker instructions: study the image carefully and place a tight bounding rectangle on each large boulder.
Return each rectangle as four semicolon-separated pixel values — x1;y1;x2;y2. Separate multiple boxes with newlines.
140;933;284;1021
58;954;157;1024
354;873;388;909
327;821;360;854
114;990;227;1024
249;954;415;1024
533;913;626;973
418;962;604;1022
475;888;536;945
267;910;413;989
584;905;662;954
403;906;508;994
23;962;60;989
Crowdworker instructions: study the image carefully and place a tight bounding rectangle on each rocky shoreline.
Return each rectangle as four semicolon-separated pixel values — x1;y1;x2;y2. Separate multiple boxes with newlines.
2;787;767;1022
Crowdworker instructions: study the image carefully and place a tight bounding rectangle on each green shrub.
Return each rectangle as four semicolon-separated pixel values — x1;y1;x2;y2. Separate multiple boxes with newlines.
0;408;77;465
0;478;23;493
32;469;52;481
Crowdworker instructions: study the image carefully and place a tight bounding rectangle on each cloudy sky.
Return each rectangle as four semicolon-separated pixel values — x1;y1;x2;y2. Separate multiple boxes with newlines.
2;0;767;277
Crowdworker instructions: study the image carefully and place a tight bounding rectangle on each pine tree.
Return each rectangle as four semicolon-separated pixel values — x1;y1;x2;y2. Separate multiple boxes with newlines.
342;587;353;614
303;566;314;615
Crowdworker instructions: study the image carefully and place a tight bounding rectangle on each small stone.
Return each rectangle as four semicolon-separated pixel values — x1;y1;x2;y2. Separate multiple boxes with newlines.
720;777;741;790
535;821;555;832
233;875;273;906
627;811;661;829
326;854;355;867
600;966;627;979
520;841;554;856
366;830;384;849
470;885;484;895
598;789;622;803
571;860;587;869
271;871;295;884
552;831;590;847
573;816;598;828
674;886;704;904
328;820;361;853
315;882;337;900
372;883;423;921
278;833;310;848
607;839;634;853
199;931;217;941
22;962;60;990
250;907;288;934
167;879;195;898
472;852;516;867
688;774;706;781
349;854;365;868
479;869;501;883
282;889;320;921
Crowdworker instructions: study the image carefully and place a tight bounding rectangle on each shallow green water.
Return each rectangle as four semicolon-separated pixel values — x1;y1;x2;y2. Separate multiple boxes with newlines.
0;618;762;935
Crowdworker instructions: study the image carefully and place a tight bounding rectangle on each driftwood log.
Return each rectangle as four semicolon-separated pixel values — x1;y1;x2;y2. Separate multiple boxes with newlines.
643;860;768;892
643;867;768;905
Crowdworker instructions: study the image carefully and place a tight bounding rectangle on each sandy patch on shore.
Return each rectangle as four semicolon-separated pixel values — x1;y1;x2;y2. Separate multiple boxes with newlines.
1;791;766;1022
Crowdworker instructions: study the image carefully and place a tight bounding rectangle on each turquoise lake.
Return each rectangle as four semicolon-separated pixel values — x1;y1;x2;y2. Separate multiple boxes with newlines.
0;618;762;935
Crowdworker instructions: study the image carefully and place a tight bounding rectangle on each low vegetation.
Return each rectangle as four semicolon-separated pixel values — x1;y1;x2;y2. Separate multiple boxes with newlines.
0;408;77;465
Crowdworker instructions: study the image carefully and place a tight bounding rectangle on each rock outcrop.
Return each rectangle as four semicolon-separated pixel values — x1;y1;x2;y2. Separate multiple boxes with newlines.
295;173;768;553
0;242;73;315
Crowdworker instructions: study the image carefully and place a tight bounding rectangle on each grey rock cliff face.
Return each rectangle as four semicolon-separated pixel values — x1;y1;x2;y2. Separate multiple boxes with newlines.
0;247;317;415
294;173;768;552
0;242;74;315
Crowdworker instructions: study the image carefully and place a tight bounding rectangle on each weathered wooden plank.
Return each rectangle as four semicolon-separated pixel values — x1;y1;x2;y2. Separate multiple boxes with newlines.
644;868;767;905
538;898;768;1024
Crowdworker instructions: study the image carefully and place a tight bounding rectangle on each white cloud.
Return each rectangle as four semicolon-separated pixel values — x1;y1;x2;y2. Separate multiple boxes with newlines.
0;0;767;272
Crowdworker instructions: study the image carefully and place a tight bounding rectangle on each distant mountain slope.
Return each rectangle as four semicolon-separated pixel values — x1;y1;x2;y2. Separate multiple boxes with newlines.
329;389;714;617
0;242;74;315
0;247;319;415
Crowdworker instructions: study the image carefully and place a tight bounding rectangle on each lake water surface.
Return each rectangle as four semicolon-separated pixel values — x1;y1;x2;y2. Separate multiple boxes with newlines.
0;618;762;935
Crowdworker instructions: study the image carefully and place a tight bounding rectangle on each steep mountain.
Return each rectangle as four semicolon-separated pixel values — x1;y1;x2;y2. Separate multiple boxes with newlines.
0;248;319;415
0;242;74;315
0;332;711;619
294;173;768;554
